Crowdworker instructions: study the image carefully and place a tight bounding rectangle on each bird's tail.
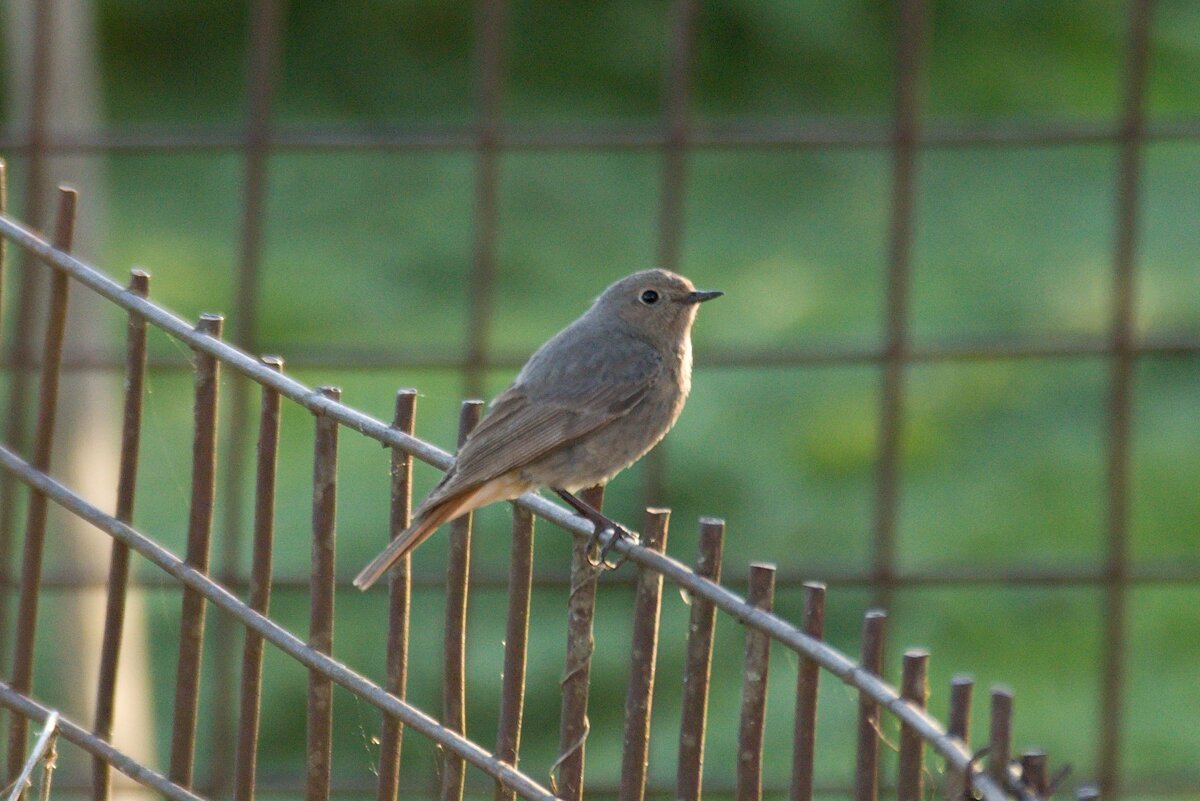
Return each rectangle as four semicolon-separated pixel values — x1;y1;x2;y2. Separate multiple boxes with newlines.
352;499;463;590
354;472;529;591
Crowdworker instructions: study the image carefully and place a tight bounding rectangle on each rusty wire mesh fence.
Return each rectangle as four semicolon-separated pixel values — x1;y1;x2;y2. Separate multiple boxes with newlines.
0;177;1061;801
0;0;1198;798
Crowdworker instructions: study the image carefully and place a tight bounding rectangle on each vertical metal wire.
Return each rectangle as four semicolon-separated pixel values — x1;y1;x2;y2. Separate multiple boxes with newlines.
897;650;929;801
443;400;483;801
944;675;973;801
947;676;972;742
494;504;535;801
307;386;341;801
91;270;150;801
554;484;605;801
643;0;698;508
0;0;56;671
211;2;286;791
656;0;697;273
231;356;284;801
1019;751;1047;796
6;187;75;786
870;0;926;607
0;155;4;681
7;0;52;232
1100;2;1154;798
676;518;724;801
168;312;224;789
987;688;1013;788
736;563;776;801
0;159;5;728
0;158;6;321
617;509;670;801
790;582;826;801
228;0;284;354
464;0;507;399
854;610;887;801
377;389;416;801
34;721;57;801
0;163;5;639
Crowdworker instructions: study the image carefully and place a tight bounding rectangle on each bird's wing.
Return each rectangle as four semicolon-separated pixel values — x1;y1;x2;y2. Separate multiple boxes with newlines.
421;337;662;508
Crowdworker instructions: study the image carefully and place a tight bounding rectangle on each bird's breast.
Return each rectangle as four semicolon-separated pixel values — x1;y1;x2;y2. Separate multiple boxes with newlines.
675;336;693;400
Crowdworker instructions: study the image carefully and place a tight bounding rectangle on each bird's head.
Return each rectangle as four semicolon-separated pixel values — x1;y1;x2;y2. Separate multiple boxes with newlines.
592;268;722;348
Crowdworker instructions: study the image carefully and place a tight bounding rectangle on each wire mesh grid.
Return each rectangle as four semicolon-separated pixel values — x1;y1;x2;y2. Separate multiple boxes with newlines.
0;188;1046;801
0;0;1196;798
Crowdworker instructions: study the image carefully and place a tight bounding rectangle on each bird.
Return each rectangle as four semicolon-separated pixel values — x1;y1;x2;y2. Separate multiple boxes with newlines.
353;268;721;590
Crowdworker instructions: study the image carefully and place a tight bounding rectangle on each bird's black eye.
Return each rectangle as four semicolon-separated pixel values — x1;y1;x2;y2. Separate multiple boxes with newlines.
640;289;660;305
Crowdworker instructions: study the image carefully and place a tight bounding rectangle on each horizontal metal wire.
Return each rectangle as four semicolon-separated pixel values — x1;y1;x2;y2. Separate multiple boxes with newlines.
12;559;1200;593
28;774;1200;800
1;118;1200;153
0;775;1092;800
2;331;1199;375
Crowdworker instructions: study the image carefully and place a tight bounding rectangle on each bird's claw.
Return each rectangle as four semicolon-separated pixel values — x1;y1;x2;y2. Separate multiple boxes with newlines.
552;487;638;570
585;523;638;569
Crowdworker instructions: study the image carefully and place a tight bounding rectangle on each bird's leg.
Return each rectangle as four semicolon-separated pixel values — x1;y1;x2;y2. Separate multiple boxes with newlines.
552;488;639;568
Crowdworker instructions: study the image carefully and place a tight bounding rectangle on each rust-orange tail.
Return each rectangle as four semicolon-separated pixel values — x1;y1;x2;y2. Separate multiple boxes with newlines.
354;472;529;591
352;497;465;590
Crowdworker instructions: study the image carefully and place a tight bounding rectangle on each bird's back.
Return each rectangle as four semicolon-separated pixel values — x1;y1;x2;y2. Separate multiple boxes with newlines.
419;317;670;506
512;316;692;491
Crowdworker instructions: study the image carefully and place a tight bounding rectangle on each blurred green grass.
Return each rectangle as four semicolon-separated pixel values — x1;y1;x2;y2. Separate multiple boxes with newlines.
5;0;1200;798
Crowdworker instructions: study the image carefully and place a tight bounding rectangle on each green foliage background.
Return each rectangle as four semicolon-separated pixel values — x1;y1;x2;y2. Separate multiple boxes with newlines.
3;1;1200;798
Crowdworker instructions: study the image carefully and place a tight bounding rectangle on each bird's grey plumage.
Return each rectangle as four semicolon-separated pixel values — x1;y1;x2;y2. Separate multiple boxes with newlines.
354;268;719;590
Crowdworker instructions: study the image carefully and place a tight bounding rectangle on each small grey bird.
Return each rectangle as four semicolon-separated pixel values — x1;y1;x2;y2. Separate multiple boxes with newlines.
354;268;721;590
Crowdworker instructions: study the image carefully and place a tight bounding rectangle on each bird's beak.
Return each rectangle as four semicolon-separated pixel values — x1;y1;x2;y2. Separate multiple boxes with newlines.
683;290;723;304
